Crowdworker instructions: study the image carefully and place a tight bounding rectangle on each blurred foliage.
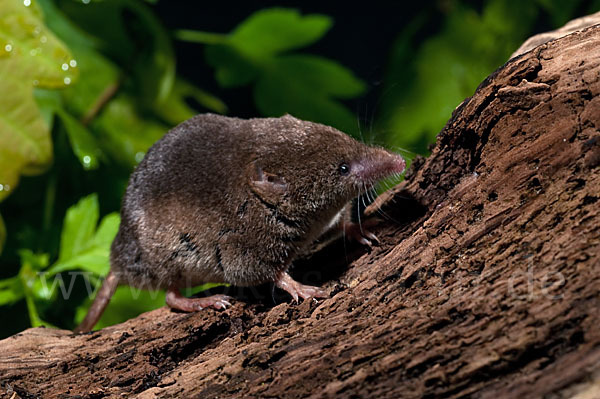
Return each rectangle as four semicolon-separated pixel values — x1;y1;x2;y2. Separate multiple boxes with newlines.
177;8;365;135
0;0;597;337
377;0;600;154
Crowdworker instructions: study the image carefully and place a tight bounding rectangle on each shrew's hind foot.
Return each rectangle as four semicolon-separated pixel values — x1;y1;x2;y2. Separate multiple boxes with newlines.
275;272;328;302
166;287;232;312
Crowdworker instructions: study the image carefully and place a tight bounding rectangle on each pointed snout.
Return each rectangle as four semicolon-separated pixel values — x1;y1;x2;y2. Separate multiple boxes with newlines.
385;152;406;175
352;149;406;183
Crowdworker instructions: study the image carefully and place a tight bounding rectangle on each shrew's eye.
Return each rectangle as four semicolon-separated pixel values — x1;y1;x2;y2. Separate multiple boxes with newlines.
338;163;350;176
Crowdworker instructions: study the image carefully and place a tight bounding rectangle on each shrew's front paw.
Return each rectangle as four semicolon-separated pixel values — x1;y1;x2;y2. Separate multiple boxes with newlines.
275;272;328;302
342;220;380;247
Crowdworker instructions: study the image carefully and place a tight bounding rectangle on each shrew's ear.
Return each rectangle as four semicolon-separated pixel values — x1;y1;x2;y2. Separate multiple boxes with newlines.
248;163;288;204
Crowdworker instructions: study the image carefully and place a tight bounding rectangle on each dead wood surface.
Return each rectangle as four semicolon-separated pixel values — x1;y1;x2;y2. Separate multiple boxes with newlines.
1;24;600;399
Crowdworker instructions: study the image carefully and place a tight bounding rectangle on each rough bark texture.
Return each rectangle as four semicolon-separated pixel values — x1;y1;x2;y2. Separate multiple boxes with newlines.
2;24;600;399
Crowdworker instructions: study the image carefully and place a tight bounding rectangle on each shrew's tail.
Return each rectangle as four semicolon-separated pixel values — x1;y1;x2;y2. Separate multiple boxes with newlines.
74;271;119;333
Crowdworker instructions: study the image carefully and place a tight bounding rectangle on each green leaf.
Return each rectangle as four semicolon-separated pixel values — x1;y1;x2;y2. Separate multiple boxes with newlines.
45;0;174;107
18;249;53;327
33;87;105;171
94;95;168;168
230;8;332;56
205;43;259;88
127;0;176;106
36;0;97;50
60;47;120;120
31;275;57;301
46;246;111;276
47;193;119;277
274;55;365;98
0;1;79;86
56;109;102;170
18;248;50;272
0;276;24;306
201;8;363;135
48;0;134;64
255;80;360;135
25;292;54;328
92;212;120;248
58;194;99;262
32;86;62;128
175;30;228;45
0;0;78;203
254;58;363;134
154;78;227;125
47;211;118;276
177;7;332;57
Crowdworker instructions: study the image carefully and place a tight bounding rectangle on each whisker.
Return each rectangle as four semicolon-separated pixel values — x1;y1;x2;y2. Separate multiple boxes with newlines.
368;184;403;224
386;145;417;159
365;187;375;204
361;190;369;211
356;188;364;235
341;214;348;260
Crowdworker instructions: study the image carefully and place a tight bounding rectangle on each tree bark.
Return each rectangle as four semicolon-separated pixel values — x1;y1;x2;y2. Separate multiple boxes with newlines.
1;24;600;399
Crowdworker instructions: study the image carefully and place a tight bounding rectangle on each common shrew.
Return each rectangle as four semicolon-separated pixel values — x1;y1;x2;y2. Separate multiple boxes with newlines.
75;114;405;332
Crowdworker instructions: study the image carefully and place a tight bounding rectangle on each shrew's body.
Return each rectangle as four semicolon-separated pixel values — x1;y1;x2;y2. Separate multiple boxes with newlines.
76;114;405;333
